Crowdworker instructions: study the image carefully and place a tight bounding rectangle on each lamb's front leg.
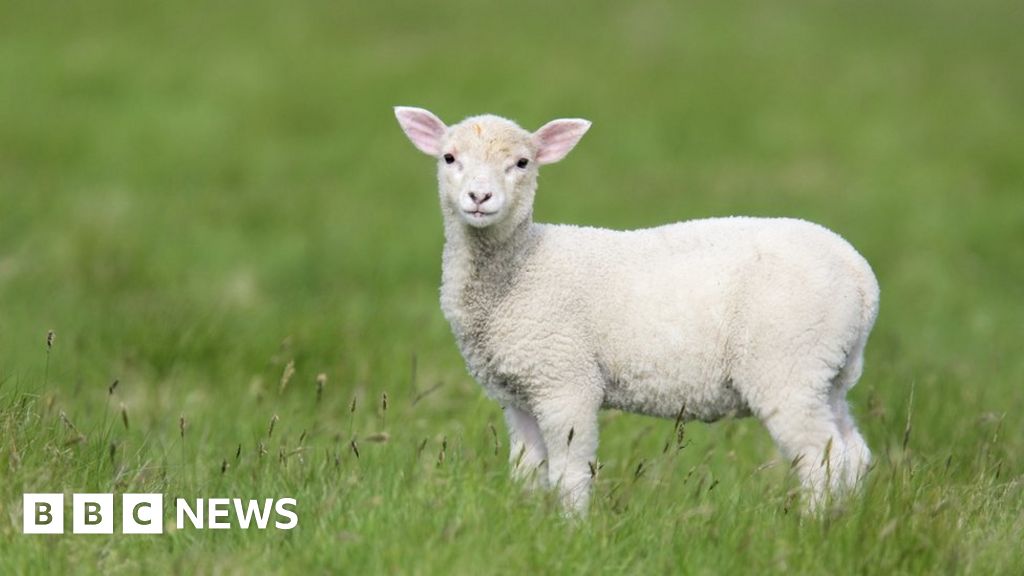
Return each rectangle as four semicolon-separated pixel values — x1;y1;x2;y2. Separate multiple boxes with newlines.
534;392;601;516
504;405;548;490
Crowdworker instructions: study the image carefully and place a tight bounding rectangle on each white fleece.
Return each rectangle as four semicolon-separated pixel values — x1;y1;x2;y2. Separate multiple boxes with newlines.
395;108;880;514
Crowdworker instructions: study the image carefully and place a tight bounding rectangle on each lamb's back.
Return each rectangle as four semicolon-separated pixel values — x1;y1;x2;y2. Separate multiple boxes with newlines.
516;217;873;378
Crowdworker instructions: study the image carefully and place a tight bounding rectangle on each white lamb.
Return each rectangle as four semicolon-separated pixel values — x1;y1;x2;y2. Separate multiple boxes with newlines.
395;106;880;514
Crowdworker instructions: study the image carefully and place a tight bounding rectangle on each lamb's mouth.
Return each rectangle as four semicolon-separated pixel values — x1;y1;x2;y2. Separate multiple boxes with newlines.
463;209;497;218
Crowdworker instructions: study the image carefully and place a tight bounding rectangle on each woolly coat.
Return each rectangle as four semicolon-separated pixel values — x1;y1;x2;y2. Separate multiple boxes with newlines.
443;216;879;424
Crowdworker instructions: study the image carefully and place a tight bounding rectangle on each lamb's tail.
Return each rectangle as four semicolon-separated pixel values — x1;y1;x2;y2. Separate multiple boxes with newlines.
853;254;880;335
836;250;880;393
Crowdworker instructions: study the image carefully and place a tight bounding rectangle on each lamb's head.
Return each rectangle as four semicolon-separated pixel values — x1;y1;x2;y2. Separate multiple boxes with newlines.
395;107;590;235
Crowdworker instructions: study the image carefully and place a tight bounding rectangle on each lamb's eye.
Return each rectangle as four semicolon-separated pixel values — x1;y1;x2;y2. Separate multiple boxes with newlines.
516;158;529;169
443;153;455;164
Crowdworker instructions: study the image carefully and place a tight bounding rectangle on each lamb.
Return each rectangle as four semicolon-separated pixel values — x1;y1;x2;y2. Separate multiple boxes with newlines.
394;106;880;515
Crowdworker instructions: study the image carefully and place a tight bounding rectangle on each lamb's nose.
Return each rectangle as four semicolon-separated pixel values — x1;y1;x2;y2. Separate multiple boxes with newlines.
468;192;492;205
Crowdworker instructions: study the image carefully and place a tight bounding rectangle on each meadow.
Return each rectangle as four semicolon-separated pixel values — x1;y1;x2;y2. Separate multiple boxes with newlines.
1;0;1022;573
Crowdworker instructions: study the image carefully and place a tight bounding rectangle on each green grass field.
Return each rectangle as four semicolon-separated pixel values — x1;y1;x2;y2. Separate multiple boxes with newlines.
2;0;1023;573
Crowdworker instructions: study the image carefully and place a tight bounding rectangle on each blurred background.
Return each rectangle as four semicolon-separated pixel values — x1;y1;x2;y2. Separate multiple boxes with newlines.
0;0;1022;571
2;0;1020;426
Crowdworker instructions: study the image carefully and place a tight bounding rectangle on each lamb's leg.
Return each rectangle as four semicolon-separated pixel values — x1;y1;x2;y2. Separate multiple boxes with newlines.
830;345;872;488
504;405;548;490
533;394;601;516
754;392;848;510
829;395;871;488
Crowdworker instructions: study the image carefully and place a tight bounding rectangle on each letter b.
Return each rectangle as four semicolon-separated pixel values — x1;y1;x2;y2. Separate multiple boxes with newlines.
23;494;64;534
37;502;53;525
84;502;102;525
73;494;113;534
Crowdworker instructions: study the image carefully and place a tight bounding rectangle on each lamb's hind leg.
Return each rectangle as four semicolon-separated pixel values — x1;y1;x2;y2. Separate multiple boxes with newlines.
744;364;849;510
829;343;871;489
829;394;871;489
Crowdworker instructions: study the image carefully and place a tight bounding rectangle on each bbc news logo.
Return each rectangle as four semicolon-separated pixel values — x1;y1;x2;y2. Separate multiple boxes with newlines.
23;494;298;534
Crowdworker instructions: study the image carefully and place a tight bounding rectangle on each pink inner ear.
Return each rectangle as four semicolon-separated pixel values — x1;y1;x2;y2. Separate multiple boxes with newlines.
395;107;447;156
535;119;591;165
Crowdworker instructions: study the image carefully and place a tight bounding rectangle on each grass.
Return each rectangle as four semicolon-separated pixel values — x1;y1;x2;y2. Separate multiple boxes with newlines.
1;0;1023;573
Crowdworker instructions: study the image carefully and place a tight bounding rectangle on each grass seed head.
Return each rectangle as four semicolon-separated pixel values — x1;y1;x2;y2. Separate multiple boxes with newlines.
316;373;327;402
488;422;500;455
634;460;646;480
59;411;86;445
59;410;83;438
279;360;295;394
437;436;447;466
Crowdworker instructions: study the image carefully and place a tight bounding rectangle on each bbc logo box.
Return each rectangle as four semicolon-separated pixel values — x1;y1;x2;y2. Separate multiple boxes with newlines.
23;493;164;534
22;494;63;534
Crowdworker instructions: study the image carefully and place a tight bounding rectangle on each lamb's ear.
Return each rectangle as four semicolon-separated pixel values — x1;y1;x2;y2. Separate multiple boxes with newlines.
394;106;447;156
533;118;592;165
